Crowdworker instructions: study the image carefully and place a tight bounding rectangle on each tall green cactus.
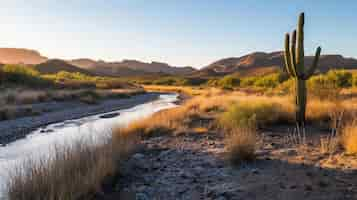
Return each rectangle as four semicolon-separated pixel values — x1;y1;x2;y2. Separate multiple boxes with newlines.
284;12;322;125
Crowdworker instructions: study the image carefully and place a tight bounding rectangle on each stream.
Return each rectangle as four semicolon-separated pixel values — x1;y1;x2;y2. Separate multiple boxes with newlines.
0;93;178;199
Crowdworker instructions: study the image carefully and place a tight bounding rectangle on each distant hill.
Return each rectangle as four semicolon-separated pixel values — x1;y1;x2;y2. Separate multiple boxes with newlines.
202;51;357;76
0;48;196;76
0;48;47;65
1;48;356;78
35;59;92;75
70;59;196;76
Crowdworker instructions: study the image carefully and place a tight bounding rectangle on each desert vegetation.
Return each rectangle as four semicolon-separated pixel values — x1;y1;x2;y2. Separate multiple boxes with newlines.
5;83;357;199
2;10;357;200
0;65;144;120
7;129;138;200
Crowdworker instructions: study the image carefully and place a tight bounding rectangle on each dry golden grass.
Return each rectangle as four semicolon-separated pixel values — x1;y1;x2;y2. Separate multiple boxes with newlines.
341;122;357;154
6;129;138;200
218;96;294;129
0;88;143;106
6;87;356;199
320;133;340;154
0;89;144;120
122;91;242;136
143;85;222;96
225;122;259;165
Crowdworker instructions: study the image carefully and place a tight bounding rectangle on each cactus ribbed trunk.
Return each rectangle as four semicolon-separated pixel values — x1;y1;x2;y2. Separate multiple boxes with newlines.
283;12;321;126
296;79;306;125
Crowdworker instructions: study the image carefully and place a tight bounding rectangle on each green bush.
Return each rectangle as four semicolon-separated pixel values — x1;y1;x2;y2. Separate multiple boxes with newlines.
239;72;287;88
0;65;51;87
151;77;185;86
219;100;290;129
218;75;240;89
253;73;285;88
182;78;207;86
353;73;357;87
326;70;352;88
240;77;258;87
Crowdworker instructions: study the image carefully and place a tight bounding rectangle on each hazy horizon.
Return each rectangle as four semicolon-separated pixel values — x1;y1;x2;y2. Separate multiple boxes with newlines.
1;1;357;68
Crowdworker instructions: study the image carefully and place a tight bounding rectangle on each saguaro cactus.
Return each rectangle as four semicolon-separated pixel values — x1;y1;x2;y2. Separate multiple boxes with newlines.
284;12;322;125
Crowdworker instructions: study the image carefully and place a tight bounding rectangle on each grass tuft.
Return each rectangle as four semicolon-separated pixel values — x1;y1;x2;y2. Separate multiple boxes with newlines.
225;118;259;165
6;128;137;200
341;122;357;154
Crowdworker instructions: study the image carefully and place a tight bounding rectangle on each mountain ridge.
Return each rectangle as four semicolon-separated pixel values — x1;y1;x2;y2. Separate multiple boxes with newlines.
1;48;357;77
201;51;357;76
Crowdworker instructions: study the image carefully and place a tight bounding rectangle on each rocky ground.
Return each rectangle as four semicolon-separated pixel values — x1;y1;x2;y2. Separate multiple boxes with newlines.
99;125;357;200
0;93;160;145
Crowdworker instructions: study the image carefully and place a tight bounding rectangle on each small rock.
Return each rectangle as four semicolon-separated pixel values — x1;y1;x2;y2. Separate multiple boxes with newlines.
306;171;313;177
193;166;204;175
251;168;260;174
132;153;145;160
318;180;329;188
99;112;120;118
279;182;286;189
304;184;313;191
216;196;227;200
290;184;297;189
137;185;148;192
136;193;149;200
40;129;54;133
179;170;194;179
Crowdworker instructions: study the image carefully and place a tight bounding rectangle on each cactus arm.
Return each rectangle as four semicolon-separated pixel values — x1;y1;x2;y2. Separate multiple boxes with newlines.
284;34;296;77
296;13;305;74
290;30;299;77
304;46;321;79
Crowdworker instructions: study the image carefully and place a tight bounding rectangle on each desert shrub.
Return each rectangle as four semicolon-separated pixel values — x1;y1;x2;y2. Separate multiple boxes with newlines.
219;100;292;129
95;80;125;89
55;80;96;89
78;90;101;104
45;71;133;90
308;70;352;99
253;73;286;88
308;75;342;101
225;117;258;165
274;78;294;95
206;79;219;87
218;75;240;89
353;73;357;87
341;122;357;154
151;77;185;86
239;72;286;89
240;76;259;87
182;77;207;86
0;65;51;87
326;70;352;88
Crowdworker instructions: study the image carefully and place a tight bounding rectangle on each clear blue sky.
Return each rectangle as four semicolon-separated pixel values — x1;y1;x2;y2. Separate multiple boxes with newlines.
0;1;356;68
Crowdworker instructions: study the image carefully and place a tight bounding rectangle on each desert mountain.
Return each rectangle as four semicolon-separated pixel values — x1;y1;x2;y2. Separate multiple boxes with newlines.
202;51;357;76
34;59;92;75
0;48;196;76
70;59;196;76
0;48;47;65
